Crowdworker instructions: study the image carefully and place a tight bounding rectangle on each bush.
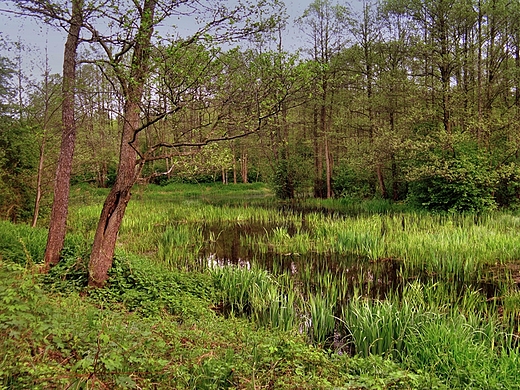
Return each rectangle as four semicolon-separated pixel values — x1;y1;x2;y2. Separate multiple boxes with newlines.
333;164;376;199
494;163;520;208
408;171;496;213
406;133;496;213
273;157;296;199
89;255;215;318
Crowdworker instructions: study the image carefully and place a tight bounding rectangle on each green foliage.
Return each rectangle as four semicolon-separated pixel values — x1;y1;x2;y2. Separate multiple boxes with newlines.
406;131;497;212
343;355;447;390
42;243;91;292
0;122;39;221
271;143;314;199
273;156;296;199
2;256;447;389
4;184;520;388
0;54;40;221
494;162;520;208
90;255;215;319
0;260;191;389
0;220;47;265
333;163;376;199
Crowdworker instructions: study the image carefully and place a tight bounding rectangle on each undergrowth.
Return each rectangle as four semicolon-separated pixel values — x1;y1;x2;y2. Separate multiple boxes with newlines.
0;256;439;389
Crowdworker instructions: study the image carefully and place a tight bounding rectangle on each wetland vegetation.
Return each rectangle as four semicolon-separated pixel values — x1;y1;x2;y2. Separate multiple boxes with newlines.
2;182;520;388
2;0;520;387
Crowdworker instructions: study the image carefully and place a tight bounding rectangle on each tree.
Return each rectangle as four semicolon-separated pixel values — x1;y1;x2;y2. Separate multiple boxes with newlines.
10;0;85;269
0;51;32;220
85;0;285;287
73;64;120;187
297;0;350;198
26;58;62;226
44;0;83;269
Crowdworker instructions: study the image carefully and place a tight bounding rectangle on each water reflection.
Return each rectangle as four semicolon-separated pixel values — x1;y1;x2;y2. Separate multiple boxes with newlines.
199;221;403;299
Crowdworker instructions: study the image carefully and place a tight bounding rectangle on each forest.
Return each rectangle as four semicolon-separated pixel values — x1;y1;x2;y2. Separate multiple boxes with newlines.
2;0;520;388
2;0;519;221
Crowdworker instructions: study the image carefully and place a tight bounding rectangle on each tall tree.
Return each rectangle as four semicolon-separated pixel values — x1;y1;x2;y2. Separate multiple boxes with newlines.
87;0;157;287
11;0;85;268
297;0;349;198
44;0;83;269
27;57;62;226
86;0;285;287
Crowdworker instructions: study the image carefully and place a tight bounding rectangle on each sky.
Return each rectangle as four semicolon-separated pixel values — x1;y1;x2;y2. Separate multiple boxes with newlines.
0;0;312;76
0;1;364;78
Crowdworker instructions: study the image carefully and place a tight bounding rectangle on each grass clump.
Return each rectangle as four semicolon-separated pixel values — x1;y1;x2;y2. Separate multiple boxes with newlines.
0;220;47;265
1;257;443;389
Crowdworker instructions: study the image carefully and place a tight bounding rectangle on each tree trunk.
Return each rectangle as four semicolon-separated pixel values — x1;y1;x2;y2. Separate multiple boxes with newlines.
325;135;332;198
391;156;399;201
88;0;157;288
376;164;388;199
32;136;46;227
88;100;141;287
232;146;237;184
241;150;248;183
43;0;82;269
313;105;323;198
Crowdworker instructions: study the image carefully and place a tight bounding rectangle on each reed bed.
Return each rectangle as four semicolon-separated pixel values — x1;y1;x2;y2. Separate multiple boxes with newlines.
156;224;204;270
341;296;419;359
64;183;520;381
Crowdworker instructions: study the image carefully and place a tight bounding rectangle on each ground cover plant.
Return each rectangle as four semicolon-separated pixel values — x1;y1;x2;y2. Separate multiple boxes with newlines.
2;182;520;388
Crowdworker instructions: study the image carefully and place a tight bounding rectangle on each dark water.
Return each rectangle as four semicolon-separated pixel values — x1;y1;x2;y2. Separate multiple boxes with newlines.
197;220;514;300
198;221;403;299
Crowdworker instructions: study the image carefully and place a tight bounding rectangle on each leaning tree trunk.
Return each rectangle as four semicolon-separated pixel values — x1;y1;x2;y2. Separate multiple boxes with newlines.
88;100;142;287
88;0;156;288
43;0;82;269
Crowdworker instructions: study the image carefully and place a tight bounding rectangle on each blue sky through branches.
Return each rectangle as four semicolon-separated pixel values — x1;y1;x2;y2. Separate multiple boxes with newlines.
0;0;323;76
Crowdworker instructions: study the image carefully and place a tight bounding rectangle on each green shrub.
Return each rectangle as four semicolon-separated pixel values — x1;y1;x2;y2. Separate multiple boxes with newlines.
0;220;47;265
333;164;376;199
494;163;520;208
407;139;496;212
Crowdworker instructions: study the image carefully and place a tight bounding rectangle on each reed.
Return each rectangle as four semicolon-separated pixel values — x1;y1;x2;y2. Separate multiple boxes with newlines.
341;296;420;359
307;293;336;345
156;224;204;270
210;265;272;315
402;314;511;388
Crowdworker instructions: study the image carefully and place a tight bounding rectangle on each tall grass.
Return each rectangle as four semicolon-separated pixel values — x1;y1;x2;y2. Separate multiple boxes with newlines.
61;183;520;382
0;221;48;265
307;294;336;345
341;296;420;359
156;224;204;270
209;265;298;332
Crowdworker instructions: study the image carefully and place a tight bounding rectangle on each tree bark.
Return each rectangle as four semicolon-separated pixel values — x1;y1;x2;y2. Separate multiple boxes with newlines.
88;0;157;287
241;149;248;183
232;145;237;184
43;0;83;269
325;134;332;198
376;164;388;199
32;135;46;227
